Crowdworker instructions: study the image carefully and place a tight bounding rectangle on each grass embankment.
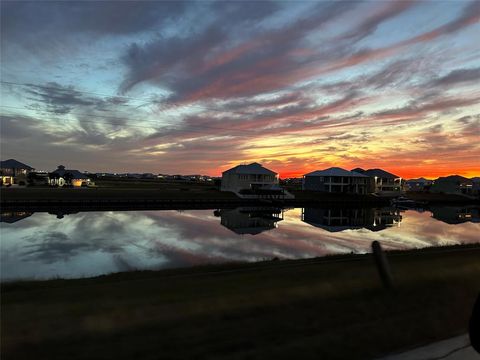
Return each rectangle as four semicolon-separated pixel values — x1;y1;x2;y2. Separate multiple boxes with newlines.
1;184;388;205
0;182;237;202
2;245;480;360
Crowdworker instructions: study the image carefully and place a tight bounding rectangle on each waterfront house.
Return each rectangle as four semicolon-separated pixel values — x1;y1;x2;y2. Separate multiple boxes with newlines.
430;175;474;197
302;167;369;194
49;165;91;187
0;159;34;186
353;168;403;196
221;162;294;199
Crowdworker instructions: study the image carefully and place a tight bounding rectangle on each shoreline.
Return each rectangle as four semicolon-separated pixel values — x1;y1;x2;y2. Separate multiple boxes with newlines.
2;244;480;360
3;243;479;285
1;188;478;209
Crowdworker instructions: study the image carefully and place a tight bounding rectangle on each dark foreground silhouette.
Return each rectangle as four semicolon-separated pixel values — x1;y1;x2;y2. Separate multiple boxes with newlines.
2;245;480;360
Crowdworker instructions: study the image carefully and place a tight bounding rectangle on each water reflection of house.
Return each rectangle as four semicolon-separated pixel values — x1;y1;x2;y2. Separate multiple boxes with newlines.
430;206;480;224
366;208;403;231
217;207;283;235
301;207;402;232
48;210;80;219
0;211;34;223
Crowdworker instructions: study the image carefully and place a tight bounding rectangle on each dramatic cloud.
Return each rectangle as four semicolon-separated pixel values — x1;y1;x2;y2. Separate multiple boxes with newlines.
428;67;480;87
1;1;479;178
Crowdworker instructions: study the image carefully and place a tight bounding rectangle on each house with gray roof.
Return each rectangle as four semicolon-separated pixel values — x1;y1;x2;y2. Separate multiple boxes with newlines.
0;159;34;186
353;168;403;195
302;167;369;194
221;162;293;199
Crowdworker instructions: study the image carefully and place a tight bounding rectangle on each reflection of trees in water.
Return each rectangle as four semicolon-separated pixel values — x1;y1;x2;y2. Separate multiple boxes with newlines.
302;207;402;232
217;207;284;235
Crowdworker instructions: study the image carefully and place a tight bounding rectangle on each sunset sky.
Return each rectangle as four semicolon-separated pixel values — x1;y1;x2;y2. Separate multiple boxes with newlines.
1;0;479;179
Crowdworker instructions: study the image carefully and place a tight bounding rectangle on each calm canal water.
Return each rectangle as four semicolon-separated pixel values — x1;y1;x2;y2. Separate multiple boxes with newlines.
1;206;479;281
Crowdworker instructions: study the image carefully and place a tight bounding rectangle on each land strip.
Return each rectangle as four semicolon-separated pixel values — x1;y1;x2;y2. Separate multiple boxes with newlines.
2;245;480;360
3;186;477;209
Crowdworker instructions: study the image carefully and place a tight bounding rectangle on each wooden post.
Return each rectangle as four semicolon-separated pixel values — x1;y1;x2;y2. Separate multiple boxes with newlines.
372;241;394;290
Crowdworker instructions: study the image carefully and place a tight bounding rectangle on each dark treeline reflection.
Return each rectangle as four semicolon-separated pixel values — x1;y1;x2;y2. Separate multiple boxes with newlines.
1;206;479;280
2;206;479;227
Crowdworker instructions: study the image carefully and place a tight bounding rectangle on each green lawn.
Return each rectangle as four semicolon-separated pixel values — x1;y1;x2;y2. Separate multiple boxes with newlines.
2;245;480;360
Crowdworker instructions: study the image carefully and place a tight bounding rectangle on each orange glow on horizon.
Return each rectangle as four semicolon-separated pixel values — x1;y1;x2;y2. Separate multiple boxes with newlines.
214;165;480;180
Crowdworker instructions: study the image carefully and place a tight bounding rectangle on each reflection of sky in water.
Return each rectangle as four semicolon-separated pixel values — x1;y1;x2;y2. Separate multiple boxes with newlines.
1;208;479;281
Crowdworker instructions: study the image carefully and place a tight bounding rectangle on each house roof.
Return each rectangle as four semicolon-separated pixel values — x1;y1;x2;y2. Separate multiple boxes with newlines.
51;168;90;179
406;177;429;183
435;175;472;184
364;168;400;179
0;159;34;170
351;167;365;173
223;162;277;175
304;167;368;177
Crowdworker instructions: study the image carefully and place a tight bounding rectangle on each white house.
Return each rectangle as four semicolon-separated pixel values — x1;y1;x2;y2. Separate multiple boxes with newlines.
221;162;293;199
302;167;369;194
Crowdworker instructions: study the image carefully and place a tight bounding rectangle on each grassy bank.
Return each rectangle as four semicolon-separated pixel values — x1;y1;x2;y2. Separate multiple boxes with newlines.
2;245;480;360
0;186;390;206
2;185;477;207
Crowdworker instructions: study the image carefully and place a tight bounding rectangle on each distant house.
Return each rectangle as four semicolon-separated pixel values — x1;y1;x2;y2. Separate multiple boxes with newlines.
354;168;403;196
0;159;34;186
430;175;475;197
302;167;369;194
49;165;91;187
405;177;433;191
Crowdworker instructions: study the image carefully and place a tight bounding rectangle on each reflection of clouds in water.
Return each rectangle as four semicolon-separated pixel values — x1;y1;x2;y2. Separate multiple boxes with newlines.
19;213;140;264
1;208;479;280
22;231;91;264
